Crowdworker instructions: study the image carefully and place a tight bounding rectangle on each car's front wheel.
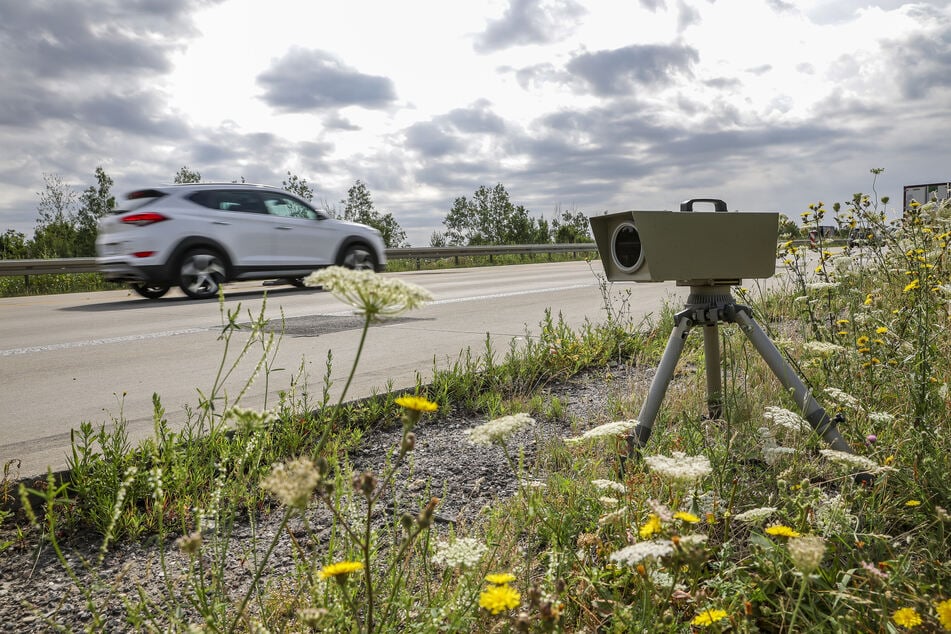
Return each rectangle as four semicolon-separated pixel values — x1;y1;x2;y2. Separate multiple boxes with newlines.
338;244;377;271
178;248;227;299
131;283;170;299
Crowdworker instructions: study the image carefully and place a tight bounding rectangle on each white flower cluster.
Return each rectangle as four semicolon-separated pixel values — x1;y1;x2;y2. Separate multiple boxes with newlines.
818;449;879;473
591;479;626;494
788;535;827;573
806;281;839;291
564;420;637;444
224;406;277;431
763;446;797;465
465;413;535;447
304;266;433;320
261;457;321;509
431;537;488;569
823;387;859;409
643;452;712;485
609;540;674;566
868;412;895;424
802;341;845;357
763;406;810;433
733;506;777;525
813;493;858;535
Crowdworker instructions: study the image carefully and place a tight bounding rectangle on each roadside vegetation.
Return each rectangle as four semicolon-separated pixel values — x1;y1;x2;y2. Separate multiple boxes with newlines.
3;185;951;632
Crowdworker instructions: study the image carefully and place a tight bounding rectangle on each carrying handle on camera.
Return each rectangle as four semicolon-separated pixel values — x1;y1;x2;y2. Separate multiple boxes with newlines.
680;198;728;212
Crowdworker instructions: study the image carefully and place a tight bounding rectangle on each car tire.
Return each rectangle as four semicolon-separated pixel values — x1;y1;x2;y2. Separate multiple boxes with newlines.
131;283;170;299
338;244;377;271
178;248;227;299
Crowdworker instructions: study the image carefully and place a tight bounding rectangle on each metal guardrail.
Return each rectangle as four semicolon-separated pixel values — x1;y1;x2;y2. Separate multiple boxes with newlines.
0;243;599;278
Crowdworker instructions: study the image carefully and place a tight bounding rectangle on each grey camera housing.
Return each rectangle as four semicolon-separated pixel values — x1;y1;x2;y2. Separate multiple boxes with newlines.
589;199;779;285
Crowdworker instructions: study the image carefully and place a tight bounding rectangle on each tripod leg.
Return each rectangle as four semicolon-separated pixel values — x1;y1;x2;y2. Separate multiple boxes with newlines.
703;323;723;419
632;316;692;449
734;310;854;453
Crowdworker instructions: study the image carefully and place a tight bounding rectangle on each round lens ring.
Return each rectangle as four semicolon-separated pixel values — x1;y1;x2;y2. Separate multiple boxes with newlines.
611;221;644;273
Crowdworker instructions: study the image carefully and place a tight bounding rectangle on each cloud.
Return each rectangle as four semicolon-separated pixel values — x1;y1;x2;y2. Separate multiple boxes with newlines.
474;0;587;52
566;44;699;96
257;48;397;112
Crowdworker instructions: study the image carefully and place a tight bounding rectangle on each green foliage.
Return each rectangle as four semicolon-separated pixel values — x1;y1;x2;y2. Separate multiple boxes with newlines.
440;183;550;246
281;170;314;202
173;165;202;184
551;206;593;243
342;179;408;248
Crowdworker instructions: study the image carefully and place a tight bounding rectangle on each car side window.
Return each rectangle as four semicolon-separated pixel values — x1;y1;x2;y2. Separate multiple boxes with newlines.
261;192;318;220
189;190;266;213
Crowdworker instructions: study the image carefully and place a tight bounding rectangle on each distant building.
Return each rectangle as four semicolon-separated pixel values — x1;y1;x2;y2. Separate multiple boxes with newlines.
904;182;950;210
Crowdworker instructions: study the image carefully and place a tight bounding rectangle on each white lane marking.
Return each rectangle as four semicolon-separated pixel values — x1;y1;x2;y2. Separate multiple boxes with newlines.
2;282;595;357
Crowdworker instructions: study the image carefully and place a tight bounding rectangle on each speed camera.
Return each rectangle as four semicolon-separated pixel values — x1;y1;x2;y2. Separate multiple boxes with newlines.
589;199;779;285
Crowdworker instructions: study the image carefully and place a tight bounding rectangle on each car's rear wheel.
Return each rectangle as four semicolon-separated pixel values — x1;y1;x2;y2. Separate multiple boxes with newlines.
179;248;227;299
131;283;170;299
339;244;377;271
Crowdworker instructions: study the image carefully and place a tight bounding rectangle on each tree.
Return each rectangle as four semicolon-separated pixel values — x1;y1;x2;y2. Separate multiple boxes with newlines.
442;183;549;245
0;229;27;259
551;207;593;243
31;173;79;258
341;180;408;248
282;171;314;202
74;166;115;256
173;166;201;184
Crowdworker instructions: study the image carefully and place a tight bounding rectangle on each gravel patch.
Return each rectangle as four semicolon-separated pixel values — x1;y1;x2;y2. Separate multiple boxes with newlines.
0;364;652;632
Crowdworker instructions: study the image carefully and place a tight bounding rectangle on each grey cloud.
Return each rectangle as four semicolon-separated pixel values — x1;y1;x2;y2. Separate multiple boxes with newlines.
474;0;587;53
888;37;951;100
638;0;666;11
323;114;361;131
677;0;701;31
404;121;466;157
447;100;507;134
404;101;508;157
257;48;397;112
566;44;699;96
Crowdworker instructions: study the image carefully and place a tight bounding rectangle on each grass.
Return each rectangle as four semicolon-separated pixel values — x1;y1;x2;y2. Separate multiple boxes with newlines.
4;194;951;631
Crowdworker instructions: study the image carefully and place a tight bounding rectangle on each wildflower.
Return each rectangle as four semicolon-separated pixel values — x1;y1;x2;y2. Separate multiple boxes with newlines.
763;446;797;465
674;511;701;524
609;540;674;566
479;583;521;615
802;341;845;357
734;507;777;524
261;457;321;509
905;500;921;507
935;598;951;629
176;531;203;555
304;266;432;320
643;452;712;485
465;413;535;446
431;537;488;569
591;479;626;494
598;508;627;526
904;279;920;293
765;524;801;538
818;449;880;473
298;608;329;628
876;326;889;334
639;514;663;539
599;496;619;507
486;572;517;585
787;535;826;573
318;560;364;580
692;609;729;627
763;406;809;433
864;293;873;305
395;395;438;412
861;561;888;579
224;406;277;431
869;412;895;424
824;387;859;409
806;281;839;290
563;419;637;443
892;607;922;628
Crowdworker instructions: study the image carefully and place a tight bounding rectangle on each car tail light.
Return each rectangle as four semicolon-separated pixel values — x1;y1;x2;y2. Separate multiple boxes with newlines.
132;251;156;258
122;212;168;226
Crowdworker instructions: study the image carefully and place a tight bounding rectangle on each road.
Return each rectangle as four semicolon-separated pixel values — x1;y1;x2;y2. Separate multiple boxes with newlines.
0;261;688;479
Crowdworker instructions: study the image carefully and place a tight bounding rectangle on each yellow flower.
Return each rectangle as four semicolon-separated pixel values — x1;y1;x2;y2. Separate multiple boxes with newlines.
876;327;888;334
485;572;517;585
765;525;801;538
673;511;701;524
905;500;921;507
865;293;873;305
692;609;729;627
935;598;951;629
885;455;895;465
639;514;663;539
479;584;521;614
856;336;870;347
892;607;922;628
318;560;364;580
904;279;921;292
394;395;438;412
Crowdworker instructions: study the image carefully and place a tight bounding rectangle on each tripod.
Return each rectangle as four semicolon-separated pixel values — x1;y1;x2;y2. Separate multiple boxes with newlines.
628;284;855;456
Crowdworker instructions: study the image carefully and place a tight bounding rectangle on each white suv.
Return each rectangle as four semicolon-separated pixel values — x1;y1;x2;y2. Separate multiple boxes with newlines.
96;183;387;299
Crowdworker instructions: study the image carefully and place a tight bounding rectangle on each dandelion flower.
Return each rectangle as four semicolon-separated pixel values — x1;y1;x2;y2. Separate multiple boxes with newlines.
892;607;922;628
318;560;364;580
465;413;535;446
904;279;920;293
765;524;801;538
591;479;626;494
304;266;432;320
787;535;826;573
563;419;637;444
261;457;321;510
905;500;921;507
609;540;674;566
639;514;663;539
674;511;701;524
935;598;951;629
485;572;517;585
479;583;521;615
643;452;712;485
692;609;729;627
431;538;487;569
395;395;438;412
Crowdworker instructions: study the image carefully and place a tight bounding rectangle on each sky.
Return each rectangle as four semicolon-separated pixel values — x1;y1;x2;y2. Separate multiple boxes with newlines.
1;0;949;246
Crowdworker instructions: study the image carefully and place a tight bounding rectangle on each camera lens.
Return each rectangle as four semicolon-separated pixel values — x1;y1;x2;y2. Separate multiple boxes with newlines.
611;222;644;272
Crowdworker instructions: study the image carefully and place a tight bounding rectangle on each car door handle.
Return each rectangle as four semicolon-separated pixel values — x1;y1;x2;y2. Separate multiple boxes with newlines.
212;221;230;226
275;226;293;230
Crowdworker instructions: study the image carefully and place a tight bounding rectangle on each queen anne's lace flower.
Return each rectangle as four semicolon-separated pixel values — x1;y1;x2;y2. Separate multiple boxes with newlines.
609;540;674;566
564;420;637;444
261;457;321;509
763;406;810;433
591;479;626;494
788;535;826;573
465;413;535;446
643;452;711;485
304;266;432;320
824;387;859;409
802;341;845;357
431;537;488;569
733;507;777;524
818;449;880;472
